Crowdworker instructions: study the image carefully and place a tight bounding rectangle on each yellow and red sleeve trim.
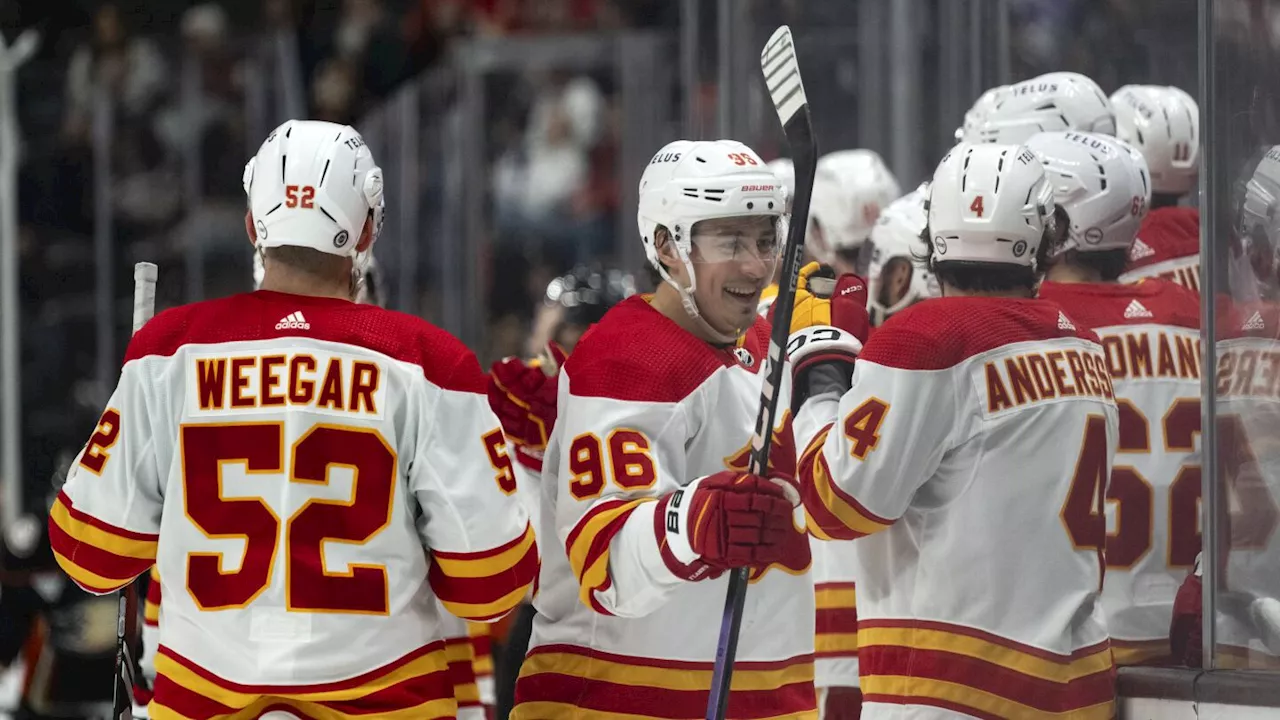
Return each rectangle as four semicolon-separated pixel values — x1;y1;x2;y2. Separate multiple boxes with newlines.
1110;638;1171;667
429;523;538;622
145;566;163;626
858;619;1115;719
512;644;816;720
467;622;494;679
798;425;893;541
444;635;482;708
148;642;455;720
48;491;157;594
815;582;858;660
564;497;654;615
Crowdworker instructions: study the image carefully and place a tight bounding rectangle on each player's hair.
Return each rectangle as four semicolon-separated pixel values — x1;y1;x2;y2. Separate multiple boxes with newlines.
262;245;349;277
915;207;1062;294
1151;192;1182;209
1058;248;1130;281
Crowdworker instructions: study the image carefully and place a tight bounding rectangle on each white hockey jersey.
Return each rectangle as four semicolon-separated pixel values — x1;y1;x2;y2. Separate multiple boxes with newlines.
49;291;537;719
794;296;1119;720
513;296;816;720
1211;301;1280;668
1040;279;1202;665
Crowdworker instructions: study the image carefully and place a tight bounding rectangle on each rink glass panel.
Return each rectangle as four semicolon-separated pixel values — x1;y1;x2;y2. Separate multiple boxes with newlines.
1205;0;1280;674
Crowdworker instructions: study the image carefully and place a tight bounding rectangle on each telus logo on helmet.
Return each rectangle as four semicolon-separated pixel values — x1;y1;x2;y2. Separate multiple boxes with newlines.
1010;81;1059;96
1116;91;1155;120
649;152;682;165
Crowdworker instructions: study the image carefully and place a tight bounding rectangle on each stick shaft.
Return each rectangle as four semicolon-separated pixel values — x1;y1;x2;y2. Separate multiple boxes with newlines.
115;262;158;719
706;26;817;720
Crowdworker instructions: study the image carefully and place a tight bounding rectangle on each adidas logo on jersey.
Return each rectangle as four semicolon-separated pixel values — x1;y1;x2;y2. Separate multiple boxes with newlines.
1058;312;1075;331
276;311;311;330
1129;237;1155;260
1123;300;1153;319
1242;311;1265;332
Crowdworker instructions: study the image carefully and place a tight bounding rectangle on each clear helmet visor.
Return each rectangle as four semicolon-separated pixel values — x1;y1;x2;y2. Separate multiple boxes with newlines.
688;215;784;277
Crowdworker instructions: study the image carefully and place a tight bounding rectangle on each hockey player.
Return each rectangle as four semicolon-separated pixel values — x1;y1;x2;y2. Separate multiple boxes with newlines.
961;71;1116;145
1111;85;1202;292
1031;130;1202;665
486;264;636;719
806;183;934;718
866;184;935;327
49;120;538;719
792;142;1119;718
511;140;814;719
759;150;900;314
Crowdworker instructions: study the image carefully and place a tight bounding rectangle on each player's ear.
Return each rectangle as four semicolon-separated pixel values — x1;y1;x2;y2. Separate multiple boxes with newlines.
654;226;684;279
245;211;257;246
355;216;375;253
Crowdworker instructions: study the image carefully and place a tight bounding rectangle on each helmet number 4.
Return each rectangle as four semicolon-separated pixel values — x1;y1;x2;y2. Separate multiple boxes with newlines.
969;195;985;218
286;184;316;209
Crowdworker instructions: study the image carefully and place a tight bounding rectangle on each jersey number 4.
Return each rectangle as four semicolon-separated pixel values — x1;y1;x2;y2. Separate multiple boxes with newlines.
1062;401;1201;570
181;422;395;614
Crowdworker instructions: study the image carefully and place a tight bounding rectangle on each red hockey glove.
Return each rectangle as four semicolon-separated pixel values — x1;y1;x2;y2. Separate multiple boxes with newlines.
823;686;863;720
488;342;566;472
1169;556;1203;668
655;471;810;581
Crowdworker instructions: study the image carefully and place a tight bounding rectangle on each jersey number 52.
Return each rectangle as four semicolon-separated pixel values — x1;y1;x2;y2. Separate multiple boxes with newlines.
181;422;395;614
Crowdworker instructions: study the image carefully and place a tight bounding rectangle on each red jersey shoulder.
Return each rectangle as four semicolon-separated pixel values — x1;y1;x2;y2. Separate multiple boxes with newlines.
1038;279;1199;332
1225;299;1280;340
1129;206;1199;271
859;297;1098;371
566;295;756;403
124;291;484;394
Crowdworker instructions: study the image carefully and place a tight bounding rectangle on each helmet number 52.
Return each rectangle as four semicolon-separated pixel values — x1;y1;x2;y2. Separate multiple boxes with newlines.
286;185;316;209
969;195;985;218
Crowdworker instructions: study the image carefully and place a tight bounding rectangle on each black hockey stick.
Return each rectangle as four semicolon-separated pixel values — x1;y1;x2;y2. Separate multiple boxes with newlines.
114;262;157;720
705;25;817;720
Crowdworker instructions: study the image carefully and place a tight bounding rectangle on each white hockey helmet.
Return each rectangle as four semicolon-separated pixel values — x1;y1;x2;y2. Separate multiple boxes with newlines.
956;85;1007;142
809;149;901;266
1111;85;1200;197
637;139;786;323
243;120;385;258
767;157;796;240
868;184;935;323
1235;146;1280;298
965;72;1115;145
928;142;1056;267
767;157;796;203
1026;131;1151;255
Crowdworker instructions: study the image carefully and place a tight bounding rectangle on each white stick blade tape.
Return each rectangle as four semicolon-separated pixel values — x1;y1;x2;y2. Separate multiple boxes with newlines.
761;26;807;125
133;261;158;333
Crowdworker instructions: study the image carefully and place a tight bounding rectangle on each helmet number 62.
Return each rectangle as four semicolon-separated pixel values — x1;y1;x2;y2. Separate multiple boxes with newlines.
286;185;316;209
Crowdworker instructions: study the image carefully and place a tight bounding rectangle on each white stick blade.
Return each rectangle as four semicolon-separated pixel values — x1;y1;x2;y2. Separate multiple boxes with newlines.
760;26;808;126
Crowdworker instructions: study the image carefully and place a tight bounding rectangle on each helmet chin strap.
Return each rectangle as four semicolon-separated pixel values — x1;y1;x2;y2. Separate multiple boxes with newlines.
657;246;743;346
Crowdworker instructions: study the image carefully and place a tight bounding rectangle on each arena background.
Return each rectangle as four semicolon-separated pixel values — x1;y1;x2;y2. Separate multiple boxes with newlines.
0;0;1275;717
